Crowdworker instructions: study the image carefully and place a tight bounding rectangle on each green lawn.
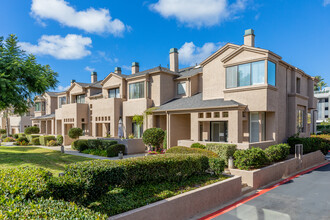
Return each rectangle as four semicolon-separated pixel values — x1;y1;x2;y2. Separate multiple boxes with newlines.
0;146;93;175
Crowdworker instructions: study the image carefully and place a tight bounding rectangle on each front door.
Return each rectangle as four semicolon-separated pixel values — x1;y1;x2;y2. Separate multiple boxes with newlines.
210;122;228;142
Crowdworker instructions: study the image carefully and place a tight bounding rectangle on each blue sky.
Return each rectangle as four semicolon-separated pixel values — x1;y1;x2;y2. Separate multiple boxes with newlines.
1;0;330;91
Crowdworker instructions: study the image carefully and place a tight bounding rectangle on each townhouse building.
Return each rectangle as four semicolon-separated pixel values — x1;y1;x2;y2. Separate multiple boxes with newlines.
31;29;317;147
315;87;330;124
0;108;34;134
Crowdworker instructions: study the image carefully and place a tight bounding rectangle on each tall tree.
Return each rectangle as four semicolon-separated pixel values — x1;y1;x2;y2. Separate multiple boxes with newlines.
314;75;327;91
0;34;58;136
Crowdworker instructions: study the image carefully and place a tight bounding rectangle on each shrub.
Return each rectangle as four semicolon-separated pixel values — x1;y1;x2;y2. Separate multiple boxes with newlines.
191;143;206;149
13;133;19;139
47;140;58;146
24;126;40;134
166;146;218;158
0;197;107;220
26;134;40;143
1;134;7;139
128;134;135;139
208;158;225;175
57;135;64;145
87;139;103;150
233;147;270;170
264;144;290;162
68;127;83;139
63;154;209;200
39;135;56;146
206;143;237;165
163;130;167;149
82;149;107;157
0;167;51;201
18;133;26;138
106;144;126;157
16;137;29;145
32;137;40;145
3;136;15;142
142;128;165;151
287;136;330;155
0;128;6;134
75;140;89;152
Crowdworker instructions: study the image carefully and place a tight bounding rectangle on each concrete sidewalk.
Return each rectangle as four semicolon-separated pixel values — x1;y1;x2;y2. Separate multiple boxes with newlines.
37;145;147;160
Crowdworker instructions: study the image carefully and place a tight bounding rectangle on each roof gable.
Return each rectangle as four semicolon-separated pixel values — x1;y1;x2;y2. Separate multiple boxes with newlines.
200;43;240;66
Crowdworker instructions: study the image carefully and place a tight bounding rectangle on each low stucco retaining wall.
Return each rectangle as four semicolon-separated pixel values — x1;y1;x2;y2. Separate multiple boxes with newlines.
109;176;242;220
229;150;326;189
177;140;276;150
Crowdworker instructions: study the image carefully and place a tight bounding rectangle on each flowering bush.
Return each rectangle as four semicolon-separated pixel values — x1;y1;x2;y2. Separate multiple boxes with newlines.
16;140;29;146
148;149;165;155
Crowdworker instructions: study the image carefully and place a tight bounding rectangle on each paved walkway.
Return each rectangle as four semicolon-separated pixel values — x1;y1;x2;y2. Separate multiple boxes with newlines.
1;142;147;160
197;157;330;220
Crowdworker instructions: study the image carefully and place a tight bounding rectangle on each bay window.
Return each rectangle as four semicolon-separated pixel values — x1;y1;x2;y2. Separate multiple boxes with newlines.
129;82;144;99
267;61;276;86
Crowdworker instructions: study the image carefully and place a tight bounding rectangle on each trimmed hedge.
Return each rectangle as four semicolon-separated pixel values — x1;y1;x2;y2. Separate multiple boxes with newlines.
87;139;118;150
264;144;290;162
18;133;26;138
26;134;40;143
106;144;125;157
32;137;40;145
76;140;89;152
24;126;40;134
0;198;106;220
233;147;269;170
166;146;218;158
191;143;206;149
60;154;209;201
287;136;330;155
40;135;56;146
206;143;237;165
208;158;225;175
68;127;83;139
57;135;63;145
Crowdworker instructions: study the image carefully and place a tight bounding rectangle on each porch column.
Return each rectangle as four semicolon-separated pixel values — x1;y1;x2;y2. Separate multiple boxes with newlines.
228;110;243;143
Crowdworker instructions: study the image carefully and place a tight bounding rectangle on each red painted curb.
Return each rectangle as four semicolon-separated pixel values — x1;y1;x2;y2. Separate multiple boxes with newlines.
199;161;330;220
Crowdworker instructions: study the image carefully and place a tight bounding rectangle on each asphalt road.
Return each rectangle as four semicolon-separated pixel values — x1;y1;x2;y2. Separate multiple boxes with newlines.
204;161;330;220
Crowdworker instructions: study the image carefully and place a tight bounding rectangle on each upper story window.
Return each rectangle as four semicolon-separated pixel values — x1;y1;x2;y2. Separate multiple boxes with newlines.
267;61;276;86
226;61;265;88
59;97;66;108
129;82;144;99
35;102;45;112
76;94;85;103
296;77;301;94
177;82;187;95
108;88;120;98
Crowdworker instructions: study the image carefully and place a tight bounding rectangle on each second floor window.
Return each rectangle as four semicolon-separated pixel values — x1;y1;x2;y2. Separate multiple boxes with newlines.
35;102;45;111
177;82;186;95
109;88;120;98
76;94;85;103
296;77;301;94
129;82;144;99
59;97;66;108
226;60;265;88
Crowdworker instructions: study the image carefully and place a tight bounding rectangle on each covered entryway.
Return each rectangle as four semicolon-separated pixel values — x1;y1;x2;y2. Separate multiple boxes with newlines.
168;113;191;148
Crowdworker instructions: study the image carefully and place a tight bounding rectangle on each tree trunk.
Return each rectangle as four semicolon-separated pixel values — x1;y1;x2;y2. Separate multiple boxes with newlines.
5;110;10;137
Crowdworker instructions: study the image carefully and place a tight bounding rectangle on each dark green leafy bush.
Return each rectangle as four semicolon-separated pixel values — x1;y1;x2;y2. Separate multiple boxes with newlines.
68;127;83;139
57;135;63;145
32;137;40;145
163;130;167;149
0;197;106;219
0;128;6;134
208;158;225;175
101;140;118;150
26;134;40;143
63;154;209;200
75;140;89;152
82;149;107;157
166;146;218;158
142;128;165;150
24;126;40;134
87;139;103;149
39;135;56;146
264;144;290;162
71;140;78;150
16;137;29;145
1;134;7;139
233;147;269;170
206;143;237;165
191;143;206;149
287;136;330;155
0;167;51;201
13;133;19;139
106;144;125;157
18;133;26;138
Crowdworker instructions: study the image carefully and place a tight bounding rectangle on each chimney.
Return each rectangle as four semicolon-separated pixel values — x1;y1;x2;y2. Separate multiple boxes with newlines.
71;79;76;85
114;67;121;74
132;62;139;74
91;71;97;83
244;29;255;47
169;48;179;72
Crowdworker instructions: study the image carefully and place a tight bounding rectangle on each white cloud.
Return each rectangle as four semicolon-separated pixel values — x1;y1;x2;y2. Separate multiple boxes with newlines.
178;41;223;65
57;85;70;91
85;66;95;72
150;0;248;28
19;34;92;60
324;0;330;6
31;0;127;35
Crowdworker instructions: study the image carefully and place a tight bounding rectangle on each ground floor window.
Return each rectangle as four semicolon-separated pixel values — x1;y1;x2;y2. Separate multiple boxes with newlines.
297;109;305;133
250;112;266;143
132;122;143;138
210;121;228;142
